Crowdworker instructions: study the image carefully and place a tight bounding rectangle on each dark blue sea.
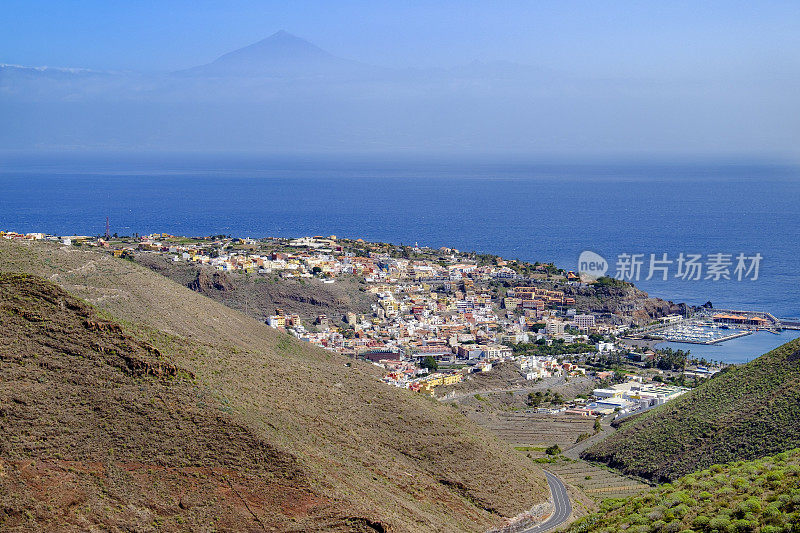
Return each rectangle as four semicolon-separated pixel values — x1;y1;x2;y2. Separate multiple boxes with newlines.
2;154;799;327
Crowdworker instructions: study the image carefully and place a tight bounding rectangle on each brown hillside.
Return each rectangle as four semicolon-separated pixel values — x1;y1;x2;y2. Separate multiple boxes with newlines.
0;239;549;532
0;273;344;531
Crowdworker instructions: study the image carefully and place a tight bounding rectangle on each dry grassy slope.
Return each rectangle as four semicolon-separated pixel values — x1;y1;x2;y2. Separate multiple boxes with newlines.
0;273;339;532
0;239;548;532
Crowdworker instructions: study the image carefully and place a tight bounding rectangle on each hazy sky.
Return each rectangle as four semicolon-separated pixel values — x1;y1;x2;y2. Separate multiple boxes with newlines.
3;0;799;76
2;1;799;159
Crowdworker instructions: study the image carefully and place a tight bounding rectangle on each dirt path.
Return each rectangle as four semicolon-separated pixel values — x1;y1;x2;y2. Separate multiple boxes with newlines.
563;414;614;460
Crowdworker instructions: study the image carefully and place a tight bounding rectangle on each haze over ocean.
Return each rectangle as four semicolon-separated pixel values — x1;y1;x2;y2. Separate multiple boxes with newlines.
1;154;798;318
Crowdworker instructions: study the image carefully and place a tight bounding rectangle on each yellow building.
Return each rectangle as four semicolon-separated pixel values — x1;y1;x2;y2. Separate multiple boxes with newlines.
442;373;463;386
425;374;444;387
267;315;286;328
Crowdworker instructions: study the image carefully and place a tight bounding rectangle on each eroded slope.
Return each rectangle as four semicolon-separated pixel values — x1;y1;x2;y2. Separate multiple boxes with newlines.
0;240;549;531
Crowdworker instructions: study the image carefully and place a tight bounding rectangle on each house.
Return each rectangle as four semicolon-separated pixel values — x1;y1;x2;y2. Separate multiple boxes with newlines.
484;344;513;359
475;361;493;372
267;315;286;328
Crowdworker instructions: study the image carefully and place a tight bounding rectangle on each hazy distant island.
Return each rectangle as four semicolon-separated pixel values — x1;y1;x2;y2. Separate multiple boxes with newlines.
3;29;795;158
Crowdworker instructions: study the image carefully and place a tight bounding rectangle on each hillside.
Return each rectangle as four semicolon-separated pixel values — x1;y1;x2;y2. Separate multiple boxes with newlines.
0;273;335;531
0;239;549;532
133;252;374;323
561;279;689;325
582;337;800;482
568;447;800;533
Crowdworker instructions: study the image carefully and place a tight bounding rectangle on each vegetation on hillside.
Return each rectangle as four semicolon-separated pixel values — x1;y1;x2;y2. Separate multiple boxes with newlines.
0;239;549;532
569;448;800;533
583;337;800;481
593;276;630;288
0;273;326;531
506;340;598;357
527;389;565;407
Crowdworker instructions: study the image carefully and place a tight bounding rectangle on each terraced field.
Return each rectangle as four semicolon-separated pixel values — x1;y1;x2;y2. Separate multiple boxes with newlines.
547;461;650;501
469;412;596;448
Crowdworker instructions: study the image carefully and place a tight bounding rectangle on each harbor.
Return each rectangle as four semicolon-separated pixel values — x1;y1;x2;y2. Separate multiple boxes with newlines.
632;309;800;364
630;309;787;346
658;322;752;345
656;329;800;365
645;309;794;344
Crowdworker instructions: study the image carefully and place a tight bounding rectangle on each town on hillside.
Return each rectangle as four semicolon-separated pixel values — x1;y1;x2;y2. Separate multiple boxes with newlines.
3;230;733;419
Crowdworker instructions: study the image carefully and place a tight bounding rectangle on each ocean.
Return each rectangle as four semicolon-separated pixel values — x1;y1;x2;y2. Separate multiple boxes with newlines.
2;154;799;330
658;330;800;365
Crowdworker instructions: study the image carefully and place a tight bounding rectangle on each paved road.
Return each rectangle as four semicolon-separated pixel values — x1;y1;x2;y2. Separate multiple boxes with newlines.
563;414;615;460
523;471;572;533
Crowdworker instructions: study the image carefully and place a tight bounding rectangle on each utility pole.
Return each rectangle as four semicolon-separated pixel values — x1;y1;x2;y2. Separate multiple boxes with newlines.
105;216;110;240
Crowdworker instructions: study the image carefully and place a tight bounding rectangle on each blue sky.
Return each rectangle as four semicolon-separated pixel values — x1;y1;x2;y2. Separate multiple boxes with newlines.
2;1;798;158
3;0;799;76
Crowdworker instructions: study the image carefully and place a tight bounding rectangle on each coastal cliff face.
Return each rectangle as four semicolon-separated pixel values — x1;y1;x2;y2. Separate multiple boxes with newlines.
562;282;690;325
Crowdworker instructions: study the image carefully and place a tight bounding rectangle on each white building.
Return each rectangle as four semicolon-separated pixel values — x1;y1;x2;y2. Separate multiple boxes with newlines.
592;388;622;399
546;320;566;336
574;314;596;330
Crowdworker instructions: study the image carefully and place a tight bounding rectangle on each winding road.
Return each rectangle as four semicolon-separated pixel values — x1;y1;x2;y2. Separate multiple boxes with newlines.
523;471;572;533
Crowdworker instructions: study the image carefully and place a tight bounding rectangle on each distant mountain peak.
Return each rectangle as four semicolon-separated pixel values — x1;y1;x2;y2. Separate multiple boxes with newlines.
248;30;327;51
180;30;358;77
266;29;301;40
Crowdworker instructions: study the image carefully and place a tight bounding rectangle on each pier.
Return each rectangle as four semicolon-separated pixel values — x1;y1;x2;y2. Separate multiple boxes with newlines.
631;308;789;346
654;323;754;345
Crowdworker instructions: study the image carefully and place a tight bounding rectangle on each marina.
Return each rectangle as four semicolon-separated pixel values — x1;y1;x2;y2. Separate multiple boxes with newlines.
638;309;786;346
642;309;800;364
657;329;800;365
657;322;752;345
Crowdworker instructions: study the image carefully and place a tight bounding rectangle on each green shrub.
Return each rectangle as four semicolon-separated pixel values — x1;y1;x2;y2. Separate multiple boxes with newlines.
738;497;762;515
707;517;732;531
545;444;561;456
672;503;689;519
691;515;710;529
731;477;747;490
566;449;800;533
